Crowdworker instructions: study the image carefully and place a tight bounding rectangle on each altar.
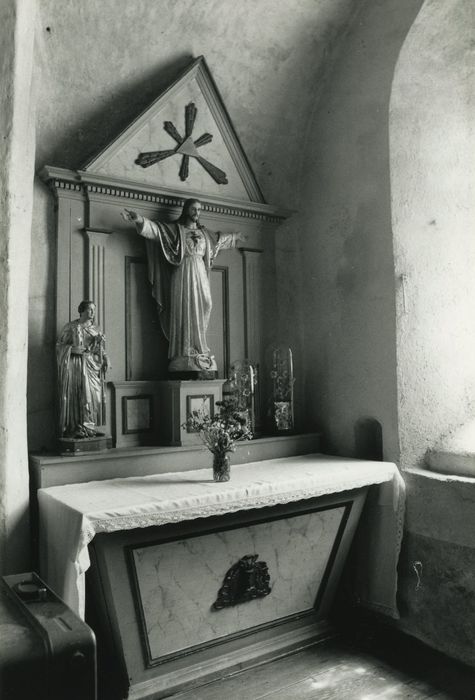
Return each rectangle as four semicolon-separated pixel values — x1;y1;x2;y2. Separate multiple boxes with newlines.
38;453;404;699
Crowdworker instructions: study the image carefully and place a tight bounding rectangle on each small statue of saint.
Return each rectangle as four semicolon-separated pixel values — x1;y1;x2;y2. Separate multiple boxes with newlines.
122;199;245;376
56;300;110;438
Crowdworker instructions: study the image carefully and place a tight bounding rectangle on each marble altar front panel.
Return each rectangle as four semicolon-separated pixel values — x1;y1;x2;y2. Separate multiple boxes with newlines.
130;506;345;662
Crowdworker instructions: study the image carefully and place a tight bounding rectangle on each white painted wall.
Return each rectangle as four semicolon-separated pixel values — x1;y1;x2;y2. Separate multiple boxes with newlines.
388;0;475;666
0;0;36;574
284;0;424;461
391;0;475;469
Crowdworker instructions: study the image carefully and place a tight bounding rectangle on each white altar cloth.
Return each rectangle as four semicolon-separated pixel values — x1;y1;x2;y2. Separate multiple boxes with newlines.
38;453;404;619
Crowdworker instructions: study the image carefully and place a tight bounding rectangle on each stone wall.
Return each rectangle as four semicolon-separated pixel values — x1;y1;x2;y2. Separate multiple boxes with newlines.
390;0;475;665
398;470;475;667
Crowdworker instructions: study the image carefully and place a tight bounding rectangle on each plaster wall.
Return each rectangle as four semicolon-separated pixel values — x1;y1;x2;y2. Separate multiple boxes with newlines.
398;470;475;667
288;0;423;461
29;0;361;450
0;0;36;574
390;0;475;470
389;0;475;666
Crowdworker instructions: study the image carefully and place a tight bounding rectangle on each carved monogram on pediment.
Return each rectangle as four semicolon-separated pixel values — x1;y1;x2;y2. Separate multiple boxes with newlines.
136;102;228;185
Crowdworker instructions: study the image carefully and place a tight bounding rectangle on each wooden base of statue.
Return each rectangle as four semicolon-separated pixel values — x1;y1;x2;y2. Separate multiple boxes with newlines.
168;354;218;375
157;379;225;447
169;370;217;380
57;433;111;457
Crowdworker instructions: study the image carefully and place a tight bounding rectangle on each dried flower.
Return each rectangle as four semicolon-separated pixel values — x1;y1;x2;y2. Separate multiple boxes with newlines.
184;399;252;456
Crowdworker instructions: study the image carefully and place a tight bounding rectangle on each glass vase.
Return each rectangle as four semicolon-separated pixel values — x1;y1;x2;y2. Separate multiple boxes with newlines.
266;344;295;434
213;452;231;482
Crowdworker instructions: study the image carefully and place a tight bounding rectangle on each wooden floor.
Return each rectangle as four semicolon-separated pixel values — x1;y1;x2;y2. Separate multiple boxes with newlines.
172;626;475;700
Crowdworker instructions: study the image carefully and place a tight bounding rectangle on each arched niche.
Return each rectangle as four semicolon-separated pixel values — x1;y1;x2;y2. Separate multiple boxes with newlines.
390;0;475;469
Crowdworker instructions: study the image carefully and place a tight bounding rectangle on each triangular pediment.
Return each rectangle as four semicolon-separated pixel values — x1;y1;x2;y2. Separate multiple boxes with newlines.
83;57;265;203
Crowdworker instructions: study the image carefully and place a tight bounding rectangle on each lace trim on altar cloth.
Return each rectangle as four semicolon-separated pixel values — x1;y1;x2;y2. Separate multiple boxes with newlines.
78;471;405;554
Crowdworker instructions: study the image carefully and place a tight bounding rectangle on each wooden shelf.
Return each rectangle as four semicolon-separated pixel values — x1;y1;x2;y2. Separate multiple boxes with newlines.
30;432;321;489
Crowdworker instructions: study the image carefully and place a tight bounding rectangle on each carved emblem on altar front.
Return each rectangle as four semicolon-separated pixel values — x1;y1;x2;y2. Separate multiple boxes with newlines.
213;554;271;609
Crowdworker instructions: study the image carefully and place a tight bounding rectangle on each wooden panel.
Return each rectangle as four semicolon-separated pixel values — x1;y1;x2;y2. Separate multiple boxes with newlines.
216;248;245;367
50;181;276;394
111;380;161;448
241;248;264;428
55;184;86;329
208;266;229;378
177;380;223;446
124;256;168;380
54;190;267;381
29;433;322;488
70;198;88;318
55;195;73;329
122;395;153;434
85;229;110;331
241;248;263;365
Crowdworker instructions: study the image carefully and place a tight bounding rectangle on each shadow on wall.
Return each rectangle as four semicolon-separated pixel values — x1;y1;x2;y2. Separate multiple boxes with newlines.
29;55;194;451
37;53;194;170
318;417;384;462
27;177;58;452
390;0;475;471
354;418;383;461
296;0;425;463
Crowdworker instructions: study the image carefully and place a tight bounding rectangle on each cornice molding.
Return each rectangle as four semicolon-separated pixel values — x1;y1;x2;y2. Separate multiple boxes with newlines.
39;166;293;224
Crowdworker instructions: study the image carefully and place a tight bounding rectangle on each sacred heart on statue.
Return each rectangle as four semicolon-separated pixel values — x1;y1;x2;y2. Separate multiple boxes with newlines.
135;102;228;185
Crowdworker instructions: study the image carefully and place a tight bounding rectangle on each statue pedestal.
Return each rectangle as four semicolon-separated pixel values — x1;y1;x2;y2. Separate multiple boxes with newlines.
110;380;224;449
157;379;225;446
168;354;217;375
169;370;217;381
57;433;111;456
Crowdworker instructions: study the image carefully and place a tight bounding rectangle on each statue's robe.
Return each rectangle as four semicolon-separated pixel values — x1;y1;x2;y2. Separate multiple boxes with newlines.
56;320;105;436
136;217;236;371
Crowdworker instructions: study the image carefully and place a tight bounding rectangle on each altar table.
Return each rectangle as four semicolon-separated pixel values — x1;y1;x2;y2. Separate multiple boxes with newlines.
38;453;404;621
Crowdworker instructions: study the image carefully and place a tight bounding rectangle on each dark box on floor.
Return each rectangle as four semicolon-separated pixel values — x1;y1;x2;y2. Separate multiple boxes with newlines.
0;572;96;700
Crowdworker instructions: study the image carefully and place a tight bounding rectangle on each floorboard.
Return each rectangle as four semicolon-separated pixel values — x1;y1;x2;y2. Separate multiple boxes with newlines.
171;627;475;700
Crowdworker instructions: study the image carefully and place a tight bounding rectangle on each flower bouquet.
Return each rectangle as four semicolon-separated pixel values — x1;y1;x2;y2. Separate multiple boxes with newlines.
186;399;252;481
